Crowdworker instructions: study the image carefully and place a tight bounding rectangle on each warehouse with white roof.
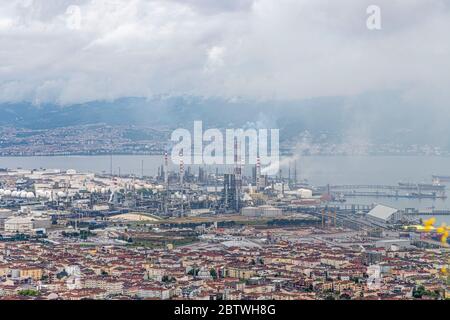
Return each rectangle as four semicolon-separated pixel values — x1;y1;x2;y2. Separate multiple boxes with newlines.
366;204;403;224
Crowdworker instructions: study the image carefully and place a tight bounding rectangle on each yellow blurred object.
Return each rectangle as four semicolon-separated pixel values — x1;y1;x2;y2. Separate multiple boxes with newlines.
424;217;436;226
441;233;448;244
437;223;448;234
436;223;449;244
424;217;436;232
405;225;434;231
405;218;450;244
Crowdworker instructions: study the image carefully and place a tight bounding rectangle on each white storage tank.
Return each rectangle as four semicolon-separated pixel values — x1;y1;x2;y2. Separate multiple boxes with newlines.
259;205;282;217
241;207;259;217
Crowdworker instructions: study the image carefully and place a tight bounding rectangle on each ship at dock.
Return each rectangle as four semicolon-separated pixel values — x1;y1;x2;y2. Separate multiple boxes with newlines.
432;175;450;184
321;181;447;200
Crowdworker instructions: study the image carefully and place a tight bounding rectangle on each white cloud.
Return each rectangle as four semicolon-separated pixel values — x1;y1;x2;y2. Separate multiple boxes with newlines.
204;46;226;73
0;0;449;105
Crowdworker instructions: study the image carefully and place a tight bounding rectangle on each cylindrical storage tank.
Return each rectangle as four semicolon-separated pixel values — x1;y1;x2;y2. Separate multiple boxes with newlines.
11;191;18;197
20;191;28;198
4;190;12;196
27;192;35;199
241;207;259;217
259;206;282;217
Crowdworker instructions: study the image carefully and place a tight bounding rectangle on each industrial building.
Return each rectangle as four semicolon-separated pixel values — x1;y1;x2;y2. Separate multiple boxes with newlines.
366;204;404;224
375;239;411;250
241;205;283;218
3;216;52;234
223;174;240;212
0;209;13;230
221;239;262;249
4;217;34;233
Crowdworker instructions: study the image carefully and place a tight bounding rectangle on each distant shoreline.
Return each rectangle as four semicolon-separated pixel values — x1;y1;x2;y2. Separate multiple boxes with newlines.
1;153;449;158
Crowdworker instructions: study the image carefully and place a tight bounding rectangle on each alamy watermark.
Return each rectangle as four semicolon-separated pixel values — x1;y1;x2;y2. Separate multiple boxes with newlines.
367;264;382;290
367;5;382;30
170;121;280;175
63;4;382;32
65;5;82;30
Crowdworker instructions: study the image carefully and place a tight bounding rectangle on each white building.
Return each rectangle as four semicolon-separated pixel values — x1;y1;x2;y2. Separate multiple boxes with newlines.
4;217;34;233
367;204;403;224
65;265;82;277
66;276;83;290
297;188;313;198
0;209;13;230
375;239;411;249
4;216;52;233
241;206;282;217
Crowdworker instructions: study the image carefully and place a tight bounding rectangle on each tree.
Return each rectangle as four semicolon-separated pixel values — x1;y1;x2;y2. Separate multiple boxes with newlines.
413;285;426;298
56;270;68;279
188;267;199;276
18;289;39;297
162;275;175;283
210;268;218;280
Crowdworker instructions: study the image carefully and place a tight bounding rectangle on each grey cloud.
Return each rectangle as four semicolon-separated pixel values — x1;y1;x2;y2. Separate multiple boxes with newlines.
167;0;255;13
0;0;449;106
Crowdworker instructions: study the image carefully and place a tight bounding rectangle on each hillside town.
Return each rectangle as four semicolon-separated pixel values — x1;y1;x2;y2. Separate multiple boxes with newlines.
0;166;448;300
0;226;448;300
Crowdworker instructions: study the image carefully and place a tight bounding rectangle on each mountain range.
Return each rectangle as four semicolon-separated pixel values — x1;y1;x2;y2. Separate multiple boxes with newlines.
0;93;448;149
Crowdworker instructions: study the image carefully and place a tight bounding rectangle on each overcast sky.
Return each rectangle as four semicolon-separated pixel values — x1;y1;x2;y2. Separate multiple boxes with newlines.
0;0;449;105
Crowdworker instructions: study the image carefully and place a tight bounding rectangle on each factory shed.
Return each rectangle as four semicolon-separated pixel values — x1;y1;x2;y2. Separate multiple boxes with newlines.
367;204;403;224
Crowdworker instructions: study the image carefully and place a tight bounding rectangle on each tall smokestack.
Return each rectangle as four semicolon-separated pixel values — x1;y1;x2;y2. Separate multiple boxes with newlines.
164;152;169;186
256;156;261;191
179;150;184;185
294;160;298;185
288;162;291;186
234;137;242;211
